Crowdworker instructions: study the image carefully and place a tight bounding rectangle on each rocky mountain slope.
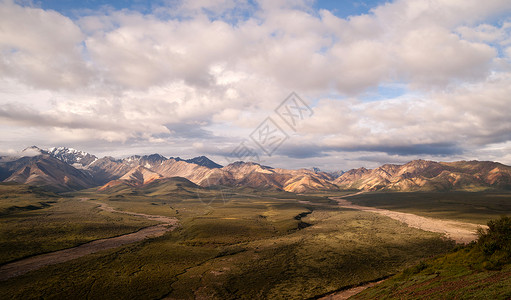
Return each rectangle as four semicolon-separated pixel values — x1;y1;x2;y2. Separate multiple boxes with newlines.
334;159;511;191
1;146;510;193
46;147;98;168
185;156;222;169
1;155;95;192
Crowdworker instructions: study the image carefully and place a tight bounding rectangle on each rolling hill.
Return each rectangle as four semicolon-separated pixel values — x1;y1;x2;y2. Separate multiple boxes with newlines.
354;216;511;299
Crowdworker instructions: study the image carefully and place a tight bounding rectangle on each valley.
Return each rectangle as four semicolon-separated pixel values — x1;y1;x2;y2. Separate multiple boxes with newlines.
0;198;178;281
1;182;458;299
3;0;511;298
332;195;483;244
0;147;510;299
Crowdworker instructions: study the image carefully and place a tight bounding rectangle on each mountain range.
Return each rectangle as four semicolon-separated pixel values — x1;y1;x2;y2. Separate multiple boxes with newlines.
334;159;511;191
1;146;510;193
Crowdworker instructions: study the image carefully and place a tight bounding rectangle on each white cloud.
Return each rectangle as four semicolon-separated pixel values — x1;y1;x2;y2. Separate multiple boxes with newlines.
457;24;505;43
0;0;511;169
294;72;511;161
0;0;90;89
397;26;496;87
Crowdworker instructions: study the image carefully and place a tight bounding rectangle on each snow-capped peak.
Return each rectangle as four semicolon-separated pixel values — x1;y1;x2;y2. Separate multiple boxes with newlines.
46;147;98;167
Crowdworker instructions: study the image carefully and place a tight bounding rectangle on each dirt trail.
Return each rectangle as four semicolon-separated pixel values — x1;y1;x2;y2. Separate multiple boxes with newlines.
320;193;484;299
330;195;484;244
0;200;179;281
319;279;386;300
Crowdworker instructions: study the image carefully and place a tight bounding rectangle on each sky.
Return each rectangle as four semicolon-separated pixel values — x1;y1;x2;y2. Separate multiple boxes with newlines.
1;0;511;171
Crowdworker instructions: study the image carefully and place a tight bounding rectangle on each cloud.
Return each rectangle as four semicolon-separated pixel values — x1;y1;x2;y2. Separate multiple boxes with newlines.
0;0;91;89
3;0;508;93
0;0;510;169
288;72;511;163
164;122;215;139
346;143;463;156
276;143;328;159
397;26;496;87
457;24;507;43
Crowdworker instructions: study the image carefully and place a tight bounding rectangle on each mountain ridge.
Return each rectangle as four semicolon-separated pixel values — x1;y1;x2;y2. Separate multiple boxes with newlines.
1;154;95;192
2;146;511;193
334;159;511;191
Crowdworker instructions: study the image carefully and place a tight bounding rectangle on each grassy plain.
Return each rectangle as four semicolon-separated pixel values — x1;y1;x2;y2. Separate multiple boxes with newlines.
0;183;156;264
347;191;511;224
1;182;455;299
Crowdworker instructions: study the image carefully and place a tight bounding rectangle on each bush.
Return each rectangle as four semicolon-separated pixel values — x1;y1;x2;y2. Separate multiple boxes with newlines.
476;216;511;268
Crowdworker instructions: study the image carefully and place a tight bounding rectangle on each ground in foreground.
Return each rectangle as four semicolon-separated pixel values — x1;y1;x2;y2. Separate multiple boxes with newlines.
0;184;456;299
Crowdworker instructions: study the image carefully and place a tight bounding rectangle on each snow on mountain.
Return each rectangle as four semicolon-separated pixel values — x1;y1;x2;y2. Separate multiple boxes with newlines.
46;147;98;168
121;154;168;169
6;146;511;193
2;155;95;192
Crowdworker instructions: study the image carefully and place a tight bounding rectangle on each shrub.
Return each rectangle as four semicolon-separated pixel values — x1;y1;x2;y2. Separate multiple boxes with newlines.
476;216;511;268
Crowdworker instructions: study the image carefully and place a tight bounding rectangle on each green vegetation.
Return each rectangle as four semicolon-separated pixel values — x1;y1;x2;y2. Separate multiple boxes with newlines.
3;183;510;299
354;216;511;299
0;183;455;299
477;216;511;269
0;208;452;299
0;184;156;264
0;183;58;214
348;192;511;224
